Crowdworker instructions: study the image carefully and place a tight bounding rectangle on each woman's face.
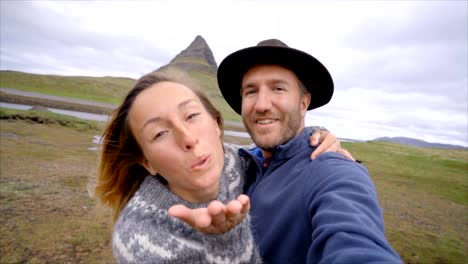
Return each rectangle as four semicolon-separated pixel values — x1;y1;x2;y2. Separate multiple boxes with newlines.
129;81;224;203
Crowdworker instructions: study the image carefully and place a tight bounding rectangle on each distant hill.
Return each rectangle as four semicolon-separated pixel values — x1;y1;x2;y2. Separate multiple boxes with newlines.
0;35;242;121
155;35;241;121
338;137;364;143
373;136;467;149
0;70;135;105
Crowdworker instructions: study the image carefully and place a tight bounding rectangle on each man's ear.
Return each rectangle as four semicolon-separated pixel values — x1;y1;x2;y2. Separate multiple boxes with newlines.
140;159;157;176
300;93;311;117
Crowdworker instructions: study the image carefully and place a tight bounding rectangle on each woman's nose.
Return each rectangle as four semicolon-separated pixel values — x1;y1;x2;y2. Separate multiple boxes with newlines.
176;126;198;151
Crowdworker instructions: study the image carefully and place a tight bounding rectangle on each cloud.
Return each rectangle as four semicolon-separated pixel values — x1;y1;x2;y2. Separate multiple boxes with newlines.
343;2;467;49
0;0;466;146
0;1;172;77
307;87;467;146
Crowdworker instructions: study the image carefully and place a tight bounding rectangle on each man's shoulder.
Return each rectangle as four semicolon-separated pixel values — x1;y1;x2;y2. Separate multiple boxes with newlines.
312;152;367;171
299;151;371;185
297;152;379;208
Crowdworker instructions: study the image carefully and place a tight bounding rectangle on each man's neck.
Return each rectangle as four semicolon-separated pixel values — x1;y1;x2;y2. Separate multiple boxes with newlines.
259;125;306;163
261;150;273;161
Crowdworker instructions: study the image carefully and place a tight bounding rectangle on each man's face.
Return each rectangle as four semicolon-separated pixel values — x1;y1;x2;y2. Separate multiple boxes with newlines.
240;65;311;154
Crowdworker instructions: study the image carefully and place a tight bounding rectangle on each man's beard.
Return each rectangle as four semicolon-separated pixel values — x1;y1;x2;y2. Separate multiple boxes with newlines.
243;108;303;152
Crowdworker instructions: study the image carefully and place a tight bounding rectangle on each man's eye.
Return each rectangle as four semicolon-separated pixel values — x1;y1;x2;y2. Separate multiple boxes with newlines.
244;89;256;96
274;86;285;91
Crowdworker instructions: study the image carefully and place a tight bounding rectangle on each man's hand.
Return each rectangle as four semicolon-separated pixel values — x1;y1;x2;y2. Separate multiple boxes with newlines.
168;194;250;234
309;130;356;161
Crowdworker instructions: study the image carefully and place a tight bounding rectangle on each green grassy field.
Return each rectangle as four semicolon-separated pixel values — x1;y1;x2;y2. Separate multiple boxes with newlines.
0;71;135;105
346;142;467;263
0;108;466;263
0;109;112;263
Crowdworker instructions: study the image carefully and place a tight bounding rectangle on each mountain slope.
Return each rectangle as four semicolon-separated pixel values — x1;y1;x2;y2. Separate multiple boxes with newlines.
155;35;241;121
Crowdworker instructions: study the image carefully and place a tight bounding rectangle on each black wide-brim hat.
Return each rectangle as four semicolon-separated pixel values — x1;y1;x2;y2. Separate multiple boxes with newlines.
217;39;334;115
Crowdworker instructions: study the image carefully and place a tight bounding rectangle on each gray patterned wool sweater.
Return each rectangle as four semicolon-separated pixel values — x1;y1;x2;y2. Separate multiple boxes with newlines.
112;143;261;264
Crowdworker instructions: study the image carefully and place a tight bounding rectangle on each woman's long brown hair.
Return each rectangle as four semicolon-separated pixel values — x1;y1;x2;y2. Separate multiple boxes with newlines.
94;70;223;222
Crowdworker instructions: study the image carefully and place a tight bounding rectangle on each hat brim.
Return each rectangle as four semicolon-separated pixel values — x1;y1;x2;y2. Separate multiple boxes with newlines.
217;45;334;115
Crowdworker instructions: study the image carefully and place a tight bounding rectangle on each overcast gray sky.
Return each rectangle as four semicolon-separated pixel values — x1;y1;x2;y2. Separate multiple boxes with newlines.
1;0;467;146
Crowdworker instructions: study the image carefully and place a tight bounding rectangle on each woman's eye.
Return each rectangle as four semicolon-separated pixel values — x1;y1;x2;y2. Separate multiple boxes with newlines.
187;112;200;120
153;130;167;140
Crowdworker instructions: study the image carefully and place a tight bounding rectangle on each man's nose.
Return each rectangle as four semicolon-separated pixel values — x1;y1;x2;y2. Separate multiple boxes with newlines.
253;90;272;112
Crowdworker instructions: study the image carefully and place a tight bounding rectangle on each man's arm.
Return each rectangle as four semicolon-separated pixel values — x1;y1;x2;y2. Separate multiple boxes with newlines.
306;153;401;263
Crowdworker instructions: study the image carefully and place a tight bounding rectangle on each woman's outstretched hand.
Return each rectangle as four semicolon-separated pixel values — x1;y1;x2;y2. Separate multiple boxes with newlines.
168;194;250;234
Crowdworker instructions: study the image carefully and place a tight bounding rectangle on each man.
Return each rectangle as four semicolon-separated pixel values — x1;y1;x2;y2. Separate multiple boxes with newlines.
215;39;401;263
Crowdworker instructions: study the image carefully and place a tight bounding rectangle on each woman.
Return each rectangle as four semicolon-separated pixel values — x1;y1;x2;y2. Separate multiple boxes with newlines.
94;70;343;263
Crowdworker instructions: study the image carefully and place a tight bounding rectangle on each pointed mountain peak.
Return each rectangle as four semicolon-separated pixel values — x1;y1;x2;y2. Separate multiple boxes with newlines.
169;35;218;71
153;35;241;121
192;35;208;47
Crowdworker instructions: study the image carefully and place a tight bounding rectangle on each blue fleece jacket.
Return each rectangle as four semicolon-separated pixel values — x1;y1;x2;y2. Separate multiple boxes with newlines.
240;128;401;264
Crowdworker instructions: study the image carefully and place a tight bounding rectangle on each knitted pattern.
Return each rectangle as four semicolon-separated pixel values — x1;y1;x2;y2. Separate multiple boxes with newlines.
112;143;261;264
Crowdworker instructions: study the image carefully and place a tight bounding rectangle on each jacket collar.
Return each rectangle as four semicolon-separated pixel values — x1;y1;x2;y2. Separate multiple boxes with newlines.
243;127;312;164
270;127;312;162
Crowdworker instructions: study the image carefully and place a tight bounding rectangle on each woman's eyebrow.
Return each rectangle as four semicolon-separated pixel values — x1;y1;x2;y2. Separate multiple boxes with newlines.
140;116;161;133
139;99;197;133
178;99;196;109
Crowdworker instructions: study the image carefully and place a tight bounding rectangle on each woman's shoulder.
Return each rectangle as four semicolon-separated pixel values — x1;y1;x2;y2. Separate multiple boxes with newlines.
113;177;184;239
223;142;241;156
116;176;171;225
112;196;200;264
223;142;250;168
